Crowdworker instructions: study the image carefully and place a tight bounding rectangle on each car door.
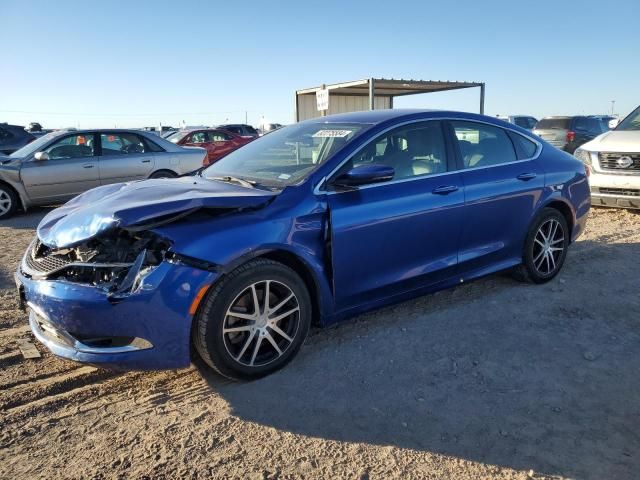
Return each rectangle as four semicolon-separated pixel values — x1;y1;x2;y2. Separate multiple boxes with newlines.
97;132;155;184
325;120;465;310
449;120;545;272
20;133;100;204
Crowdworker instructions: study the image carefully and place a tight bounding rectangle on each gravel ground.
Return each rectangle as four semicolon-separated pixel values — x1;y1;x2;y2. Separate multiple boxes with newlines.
0;206;639;480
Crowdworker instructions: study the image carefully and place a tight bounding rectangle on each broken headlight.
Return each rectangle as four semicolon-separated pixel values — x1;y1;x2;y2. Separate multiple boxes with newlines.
25;230;170;294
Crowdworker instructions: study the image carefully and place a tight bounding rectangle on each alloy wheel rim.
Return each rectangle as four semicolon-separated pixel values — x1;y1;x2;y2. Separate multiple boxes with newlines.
532;218;565;276
223;280;300;367
0;191;11;215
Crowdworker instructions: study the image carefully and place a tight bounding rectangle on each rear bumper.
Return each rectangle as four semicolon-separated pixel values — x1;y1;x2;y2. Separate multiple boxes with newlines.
17;261;217;370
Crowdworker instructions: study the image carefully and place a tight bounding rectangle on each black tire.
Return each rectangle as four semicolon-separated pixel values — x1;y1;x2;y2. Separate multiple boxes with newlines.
0;184;18;220
149;170;177;179
513;207;569;284
193;258;311;381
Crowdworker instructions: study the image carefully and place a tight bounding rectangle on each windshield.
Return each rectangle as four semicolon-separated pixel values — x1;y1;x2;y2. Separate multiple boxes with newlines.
202;122;368;187
9;131;61;158
617;106;640;131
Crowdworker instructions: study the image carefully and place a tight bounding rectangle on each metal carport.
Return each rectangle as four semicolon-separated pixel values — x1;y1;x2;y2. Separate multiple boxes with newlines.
295;77;485;122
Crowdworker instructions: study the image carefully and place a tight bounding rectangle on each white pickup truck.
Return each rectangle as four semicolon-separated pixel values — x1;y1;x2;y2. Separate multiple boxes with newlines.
574;106;640;209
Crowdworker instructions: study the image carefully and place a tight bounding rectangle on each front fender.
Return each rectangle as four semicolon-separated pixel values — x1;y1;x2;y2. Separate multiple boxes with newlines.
153;197;336;323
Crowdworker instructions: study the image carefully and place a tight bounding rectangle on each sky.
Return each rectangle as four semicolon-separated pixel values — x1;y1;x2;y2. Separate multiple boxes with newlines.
1;0;638;129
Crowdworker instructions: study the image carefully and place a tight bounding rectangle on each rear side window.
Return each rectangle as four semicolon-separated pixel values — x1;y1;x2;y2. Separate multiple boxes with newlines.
574;117;589;131
144;137;164;152
208;131;232;141
587;118;606;134
100;133;151;155
451;121;517;168
0;128;14;141
536;118;570;130
513;117;536;129
508;131;538;159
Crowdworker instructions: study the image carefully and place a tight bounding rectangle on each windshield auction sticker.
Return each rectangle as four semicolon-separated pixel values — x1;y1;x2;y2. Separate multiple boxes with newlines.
312;130;352;138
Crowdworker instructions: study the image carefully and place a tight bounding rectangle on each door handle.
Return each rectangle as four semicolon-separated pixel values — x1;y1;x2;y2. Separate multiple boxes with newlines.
516;173;537;181
82;164;94;169
432;185;459;195
141;159;151;163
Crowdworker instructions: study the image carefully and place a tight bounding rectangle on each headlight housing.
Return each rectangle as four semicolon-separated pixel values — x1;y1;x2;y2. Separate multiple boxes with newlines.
574;148;593;166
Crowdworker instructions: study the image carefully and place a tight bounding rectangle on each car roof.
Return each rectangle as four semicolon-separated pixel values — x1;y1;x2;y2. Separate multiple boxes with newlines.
300;108;514;126
46;128;158;137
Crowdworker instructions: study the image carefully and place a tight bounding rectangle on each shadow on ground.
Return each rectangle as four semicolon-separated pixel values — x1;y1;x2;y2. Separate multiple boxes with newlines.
198;240;640;479
1;207;51;230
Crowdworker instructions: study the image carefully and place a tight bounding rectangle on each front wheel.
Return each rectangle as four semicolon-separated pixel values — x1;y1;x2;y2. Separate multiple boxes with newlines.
0;184;18;220
193;259;311;380
514;208;569;284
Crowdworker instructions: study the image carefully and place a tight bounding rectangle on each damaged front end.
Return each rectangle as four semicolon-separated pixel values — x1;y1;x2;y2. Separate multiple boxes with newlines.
22;228;171;298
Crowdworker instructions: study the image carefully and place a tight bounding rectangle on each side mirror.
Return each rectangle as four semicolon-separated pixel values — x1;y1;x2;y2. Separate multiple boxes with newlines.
333;164;395;187
34;151;49;161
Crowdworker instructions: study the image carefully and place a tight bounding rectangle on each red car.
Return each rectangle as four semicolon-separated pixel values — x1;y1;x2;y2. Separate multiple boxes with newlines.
169;128;253;166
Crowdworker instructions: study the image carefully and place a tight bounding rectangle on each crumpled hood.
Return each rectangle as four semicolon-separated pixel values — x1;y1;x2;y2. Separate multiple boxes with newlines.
582;130;640;152
37;176;277;248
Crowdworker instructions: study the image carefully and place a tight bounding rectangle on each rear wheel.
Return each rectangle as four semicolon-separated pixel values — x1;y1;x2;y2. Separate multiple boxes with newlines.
193;259;311;380
514;208;569;283
0;184;18;220
149;170;177;179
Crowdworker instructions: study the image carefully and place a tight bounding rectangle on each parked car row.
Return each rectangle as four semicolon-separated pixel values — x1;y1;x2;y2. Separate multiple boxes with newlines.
0;129;206;219
167;128;254;165
533;116;608;154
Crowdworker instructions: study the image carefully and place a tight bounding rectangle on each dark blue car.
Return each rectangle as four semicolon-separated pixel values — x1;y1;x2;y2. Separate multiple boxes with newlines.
16;110;590;380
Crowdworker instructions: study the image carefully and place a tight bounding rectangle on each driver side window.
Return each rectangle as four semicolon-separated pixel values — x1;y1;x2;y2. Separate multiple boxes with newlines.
44;134;96;160
338;121;448;181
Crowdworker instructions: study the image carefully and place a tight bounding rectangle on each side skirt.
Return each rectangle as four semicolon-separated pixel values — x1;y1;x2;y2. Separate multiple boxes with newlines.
322;257;523;326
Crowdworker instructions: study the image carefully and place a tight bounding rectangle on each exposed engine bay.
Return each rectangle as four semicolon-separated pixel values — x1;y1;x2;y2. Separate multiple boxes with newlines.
22;229;171;294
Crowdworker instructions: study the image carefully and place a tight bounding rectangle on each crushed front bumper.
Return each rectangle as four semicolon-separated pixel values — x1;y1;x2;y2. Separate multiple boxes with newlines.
16;261;217;370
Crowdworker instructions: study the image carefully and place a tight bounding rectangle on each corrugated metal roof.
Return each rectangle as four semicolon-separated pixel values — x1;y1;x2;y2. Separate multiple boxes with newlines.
296;78;483;96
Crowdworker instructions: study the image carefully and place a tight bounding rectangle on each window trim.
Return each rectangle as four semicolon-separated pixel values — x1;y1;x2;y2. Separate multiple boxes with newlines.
314;117;542;195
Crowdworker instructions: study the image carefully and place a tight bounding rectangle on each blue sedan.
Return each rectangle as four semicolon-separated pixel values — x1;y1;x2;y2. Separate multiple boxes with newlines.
16;110;590;380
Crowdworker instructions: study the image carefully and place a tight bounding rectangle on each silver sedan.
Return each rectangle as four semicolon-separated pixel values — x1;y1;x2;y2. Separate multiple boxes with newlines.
0;129;206;219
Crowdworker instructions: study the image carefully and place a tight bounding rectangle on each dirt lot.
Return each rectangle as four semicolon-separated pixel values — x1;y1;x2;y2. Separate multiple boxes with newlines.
0;207;639;480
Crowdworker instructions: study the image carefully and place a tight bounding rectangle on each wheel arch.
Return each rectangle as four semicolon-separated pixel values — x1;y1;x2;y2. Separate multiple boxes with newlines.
540;198;575;243
211;247;330;327
149;169;178;179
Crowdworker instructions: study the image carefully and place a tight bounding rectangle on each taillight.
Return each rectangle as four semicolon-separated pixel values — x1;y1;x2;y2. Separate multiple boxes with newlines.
566;131;575;142
585;164;590;177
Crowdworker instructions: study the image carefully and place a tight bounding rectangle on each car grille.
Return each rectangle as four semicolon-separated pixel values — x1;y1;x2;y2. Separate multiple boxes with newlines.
598;152;640;172
23;240;73;275
598;187;640;197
